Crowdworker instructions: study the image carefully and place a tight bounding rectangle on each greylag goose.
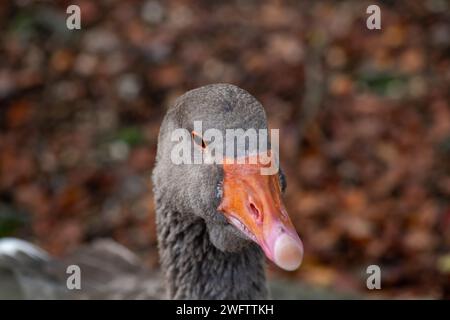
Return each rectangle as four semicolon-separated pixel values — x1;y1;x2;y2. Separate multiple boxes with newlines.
0;84;304;300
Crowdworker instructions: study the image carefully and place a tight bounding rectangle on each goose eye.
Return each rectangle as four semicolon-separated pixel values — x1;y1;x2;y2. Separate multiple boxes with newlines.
215;181;223;199
279;169;287;192
192;131;207;149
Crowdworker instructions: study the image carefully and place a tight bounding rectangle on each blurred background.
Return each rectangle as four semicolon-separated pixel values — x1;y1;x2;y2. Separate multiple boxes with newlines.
0;0;449;298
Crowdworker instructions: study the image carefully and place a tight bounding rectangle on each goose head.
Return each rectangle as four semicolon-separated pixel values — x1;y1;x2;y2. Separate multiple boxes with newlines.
153;84;303;271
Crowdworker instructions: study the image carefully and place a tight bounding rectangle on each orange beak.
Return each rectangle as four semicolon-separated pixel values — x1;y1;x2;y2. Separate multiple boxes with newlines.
218;155;303;271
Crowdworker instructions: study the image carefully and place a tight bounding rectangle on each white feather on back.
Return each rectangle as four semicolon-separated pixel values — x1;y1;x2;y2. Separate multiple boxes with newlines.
0;238;49;261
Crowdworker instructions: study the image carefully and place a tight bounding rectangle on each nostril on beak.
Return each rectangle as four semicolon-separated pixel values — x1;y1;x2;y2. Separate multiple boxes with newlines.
249;202;262;223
